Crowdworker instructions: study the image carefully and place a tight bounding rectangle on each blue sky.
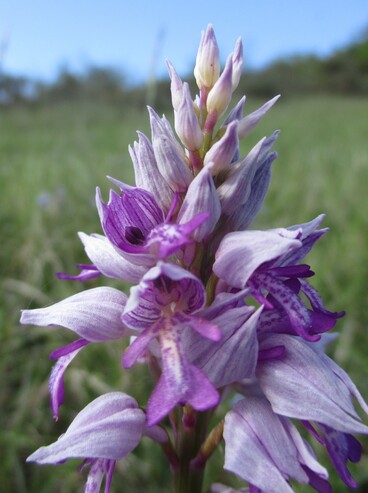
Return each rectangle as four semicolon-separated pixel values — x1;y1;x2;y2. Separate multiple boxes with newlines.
1;0;368;84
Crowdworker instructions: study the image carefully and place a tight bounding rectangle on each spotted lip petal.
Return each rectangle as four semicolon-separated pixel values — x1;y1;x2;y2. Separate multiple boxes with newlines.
147;324;219;426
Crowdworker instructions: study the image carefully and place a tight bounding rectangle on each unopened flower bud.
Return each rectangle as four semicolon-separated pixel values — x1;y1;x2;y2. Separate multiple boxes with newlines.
207;54;233;118
194;24;220;90
238;95;280;139
166;60;183;111
148;106;192;191
175;83;203;151
231;37;243;92
223;96;246;126
204;121;239;174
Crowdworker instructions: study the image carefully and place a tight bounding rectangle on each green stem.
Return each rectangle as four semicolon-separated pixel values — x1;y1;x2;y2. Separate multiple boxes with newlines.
173;409;209;493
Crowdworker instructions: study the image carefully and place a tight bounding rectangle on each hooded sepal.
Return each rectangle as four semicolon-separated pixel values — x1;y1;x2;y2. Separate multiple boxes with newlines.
20;287;129;342
27;392;146;464
224;396;329;493
129;130;175;212
178;164;221;241
257;333;368;434
213;228;302;288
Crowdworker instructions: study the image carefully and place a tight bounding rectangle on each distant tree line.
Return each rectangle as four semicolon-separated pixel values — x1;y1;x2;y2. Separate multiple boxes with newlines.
1;31;368;109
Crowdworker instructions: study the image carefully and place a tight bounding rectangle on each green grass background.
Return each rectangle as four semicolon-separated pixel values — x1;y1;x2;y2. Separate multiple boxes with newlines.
1;96;368;492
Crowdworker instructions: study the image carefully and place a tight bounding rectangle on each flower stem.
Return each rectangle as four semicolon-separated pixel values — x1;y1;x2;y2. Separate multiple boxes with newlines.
173;409;209;493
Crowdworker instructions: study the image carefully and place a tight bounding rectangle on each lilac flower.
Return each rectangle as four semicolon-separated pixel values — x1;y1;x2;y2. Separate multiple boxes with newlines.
20;23;368;493
27;393;166;493
96;186;208;266
121;262;221;425
213;217;343;341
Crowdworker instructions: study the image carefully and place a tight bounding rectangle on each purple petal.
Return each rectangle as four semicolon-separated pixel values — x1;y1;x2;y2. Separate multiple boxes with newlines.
174;82;203;151
122;322;161;368
185;305;253;366
257;333;368;434
224;397;306;493
230;151;275;230
218;132;279;217
147;326;219;425
56;264;100;282
27;393;145;464
238;95;280;139
84;459;115;493
252;272;318;341
318;425;361;488
199;288;251;320
78;233;147;282
213;228;301;288
20;287;129;342
96;186;164;264
149;107;193;192
302;468;332;493
129;131;174;212
223;96;246;126
122;283;162;331
49;339;89;419
203;121;239;174
178;165;221;241
174;312;221;341
199;307;261;388
146;214;208;259
279;215;328;266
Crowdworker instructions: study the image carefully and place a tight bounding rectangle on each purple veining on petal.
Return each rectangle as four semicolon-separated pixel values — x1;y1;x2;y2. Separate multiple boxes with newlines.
27;392;146;464
257;333;368;434
20;287;129;342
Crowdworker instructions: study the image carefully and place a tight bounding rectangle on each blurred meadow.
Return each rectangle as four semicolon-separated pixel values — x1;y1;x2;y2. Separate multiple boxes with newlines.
2;35;368;493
